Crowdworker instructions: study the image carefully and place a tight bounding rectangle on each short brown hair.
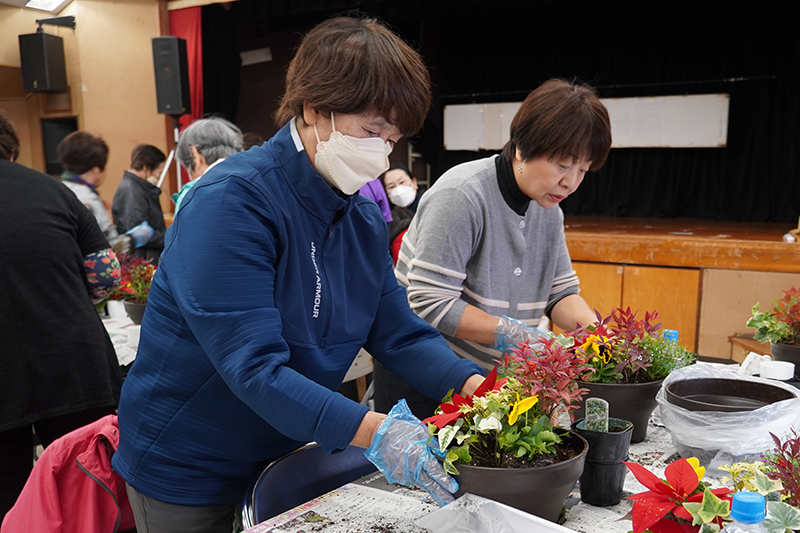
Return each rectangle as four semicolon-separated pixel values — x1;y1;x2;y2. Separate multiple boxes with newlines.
275;16;431;136
0;110;20;161
130;144;166;172
503;79;612;171
57;131;109;174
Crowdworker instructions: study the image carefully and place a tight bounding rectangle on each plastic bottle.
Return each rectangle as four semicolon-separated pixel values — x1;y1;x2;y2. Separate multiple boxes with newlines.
721;492;768;533
663;329;679;342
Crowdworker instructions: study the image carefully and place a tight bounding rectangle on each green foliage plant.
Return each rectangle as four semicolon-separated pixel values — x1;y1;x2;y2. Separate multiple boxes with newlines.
747;287;800;346
568;307;695;384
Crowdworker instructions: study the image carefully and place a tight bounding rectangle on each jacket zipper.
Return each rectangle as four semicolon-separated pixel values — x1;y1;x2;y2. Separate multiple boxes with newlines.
77;459;123;533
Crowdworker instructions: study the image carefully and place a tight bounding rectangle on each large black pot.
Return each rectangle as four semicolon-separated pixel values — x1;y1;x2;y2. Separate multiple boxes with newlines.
771;343;800;379
453;430;588;523
574;380;664;443
571;418;633;507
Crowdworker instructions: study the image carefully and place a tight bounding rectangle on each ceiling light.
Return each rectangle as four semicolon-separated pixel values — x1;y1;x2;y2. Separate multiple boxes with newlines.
24;0;73;13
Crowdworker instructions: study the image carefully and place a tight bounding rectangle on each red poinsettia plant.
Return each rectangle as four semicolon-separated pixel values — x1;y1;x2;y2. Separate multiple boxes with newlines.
625;457;733;533
424;336;589;474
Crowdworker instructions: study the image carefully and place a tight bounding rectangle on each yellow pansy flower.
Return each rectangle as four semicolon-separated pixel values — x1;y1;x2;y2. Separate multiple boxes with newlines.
581;334;611;363
508;393;538;426
686;457;706;481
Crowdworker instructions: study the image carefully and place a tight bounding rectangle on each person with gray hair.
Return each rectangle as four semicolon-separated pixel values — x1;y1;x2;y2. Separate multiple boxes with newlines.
172;116;243;211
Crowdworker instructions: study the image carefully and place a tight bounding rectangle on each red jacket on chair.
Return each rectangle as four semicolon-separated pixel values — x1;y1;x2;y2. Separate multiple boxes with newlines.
1;414;135;533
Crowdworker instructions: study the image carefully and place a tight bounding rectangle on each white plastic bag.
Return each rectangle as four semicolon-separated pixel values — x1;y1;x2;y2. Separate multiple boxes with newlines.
415;494;575;533
656;362;800;466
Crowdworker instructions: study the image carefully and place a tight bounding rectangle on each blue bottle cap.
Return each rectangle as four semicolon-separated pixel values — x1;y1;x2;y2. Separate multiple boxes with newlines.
730;492;766;523
663;329;679;342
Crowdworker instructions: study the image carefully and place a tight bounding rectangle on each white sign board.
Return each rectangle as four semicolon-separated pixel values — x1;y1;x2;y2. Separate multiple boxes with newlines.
443;93;730;151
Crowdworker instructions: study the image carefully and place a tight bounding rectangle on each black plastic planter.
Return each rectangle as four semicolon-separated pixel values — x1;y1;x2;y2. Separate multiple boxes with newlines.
571;418;634;507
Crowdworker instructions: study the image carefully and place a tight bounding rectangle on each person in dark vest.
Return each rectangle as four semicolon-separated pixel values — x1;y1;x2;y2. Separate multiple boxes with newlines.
112;144;167;262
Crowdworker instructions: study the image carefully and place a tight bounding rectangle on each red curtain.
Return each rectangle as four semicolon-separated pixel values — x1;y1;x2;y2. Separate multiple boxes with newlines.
168;7;203;131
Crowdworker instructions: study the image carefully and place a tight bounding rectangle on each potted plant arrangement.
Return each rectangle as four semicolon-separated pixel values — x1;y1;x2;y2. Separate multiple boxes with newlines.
571;397;634;507
115;254;156;325
424;336;589;523
747;286;800;379
568;307;696;442
623;428;800;533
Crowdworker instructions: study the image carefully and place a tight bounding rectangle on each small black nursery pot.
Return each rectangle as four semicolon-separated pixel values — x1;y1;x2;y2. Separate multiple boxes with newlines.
571;417;634;507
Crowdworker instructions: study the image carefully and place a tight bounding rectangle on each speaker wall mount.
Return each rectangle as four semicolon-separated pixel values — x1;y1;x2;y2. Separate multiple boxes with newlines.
35;15;76;31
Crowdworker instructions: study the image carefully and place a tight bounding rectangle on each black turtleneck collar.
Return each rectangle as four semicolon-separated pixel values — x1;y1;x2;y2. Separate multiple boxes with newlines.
495;153;531;216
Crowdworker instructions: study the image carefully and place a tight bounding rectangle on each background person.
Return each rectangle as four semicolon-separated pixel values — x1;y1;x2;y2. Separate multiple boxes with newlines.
172;116;244;211
378;163;421;265
112;16;484;533
242;131;265;151
0;111;123;522
382;162;422;213
112;144;167;262
57;131;118;241
380;78;612;418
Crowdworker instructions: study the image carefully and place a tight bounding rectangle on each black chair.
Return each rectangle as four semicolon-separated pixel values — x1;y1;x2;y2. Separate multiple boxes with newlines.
240;442;378;529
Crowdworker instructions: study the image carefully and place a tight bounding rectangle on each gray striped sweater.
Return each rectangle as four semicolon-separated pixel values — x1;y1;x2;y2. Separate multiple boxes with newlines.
394;155;581;369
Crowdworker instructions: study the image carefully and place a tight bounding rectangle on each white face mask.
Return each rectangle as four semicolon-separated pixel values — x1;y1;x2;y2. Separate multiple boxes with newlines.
313;113;392;195
388;184;416;207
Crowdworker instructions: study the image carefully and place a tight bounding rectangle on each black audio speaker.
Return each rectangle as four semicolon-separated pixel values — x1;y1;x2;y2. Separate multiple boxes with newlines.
18;32;68;93
152;36;191;115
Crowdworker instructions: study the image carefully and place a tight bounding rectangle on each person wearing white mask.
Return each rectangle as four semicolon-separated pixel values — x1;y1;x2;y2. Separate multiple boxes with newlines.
379;163;424;261
112;16;484;532
383;163;421;212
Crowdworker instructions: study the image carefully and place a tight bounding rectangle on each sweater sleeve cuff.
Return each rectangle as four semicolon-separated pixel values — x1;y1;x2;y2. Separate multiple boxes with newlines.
313;394;371;453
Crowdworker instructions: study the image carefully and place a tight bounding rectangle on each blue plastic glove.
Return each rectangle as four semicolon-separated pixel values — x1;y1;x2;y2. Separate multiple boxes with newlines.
126;221;154;248
111;221;154;254
364;400;458;506
493;315;553;352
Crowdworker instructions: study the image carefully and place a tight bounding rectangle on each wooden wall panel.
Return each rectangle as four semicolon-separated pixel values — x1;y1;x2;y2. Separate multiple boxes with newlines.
573;262;623;318
698;269;800;360
622;266;701;352
553;262;622;335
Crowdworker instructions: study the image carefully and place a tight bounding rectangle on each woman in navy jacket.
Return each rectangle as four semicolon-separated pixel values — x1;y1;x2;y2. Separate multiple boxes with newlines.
113;16;483;532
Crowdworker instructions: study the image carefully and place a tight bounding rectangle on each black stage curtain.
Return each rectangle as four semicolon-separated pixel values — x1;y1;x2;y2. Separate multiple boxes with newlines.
214;0;799;223
414;0;800;223
202;3;241;124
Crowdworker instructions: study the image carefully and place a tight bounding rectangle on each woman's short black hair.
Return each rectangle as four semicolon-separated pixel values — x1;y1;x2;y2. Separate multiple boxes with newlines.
57;131;109;174
503;78;612;171
276;16;431;136
130;144;166;172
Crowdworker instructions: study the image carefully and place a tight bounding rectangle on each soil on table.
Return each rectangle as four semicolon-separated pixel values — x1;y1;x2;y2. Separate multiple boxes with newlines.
467;438;581;469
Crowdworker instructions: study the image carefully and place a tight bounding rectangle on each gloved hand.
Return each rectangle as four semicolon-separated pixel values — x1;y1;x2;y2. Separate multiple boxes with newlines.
126;221;155;248
111;221;154;254
364;400;458;506
494;315;553;352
